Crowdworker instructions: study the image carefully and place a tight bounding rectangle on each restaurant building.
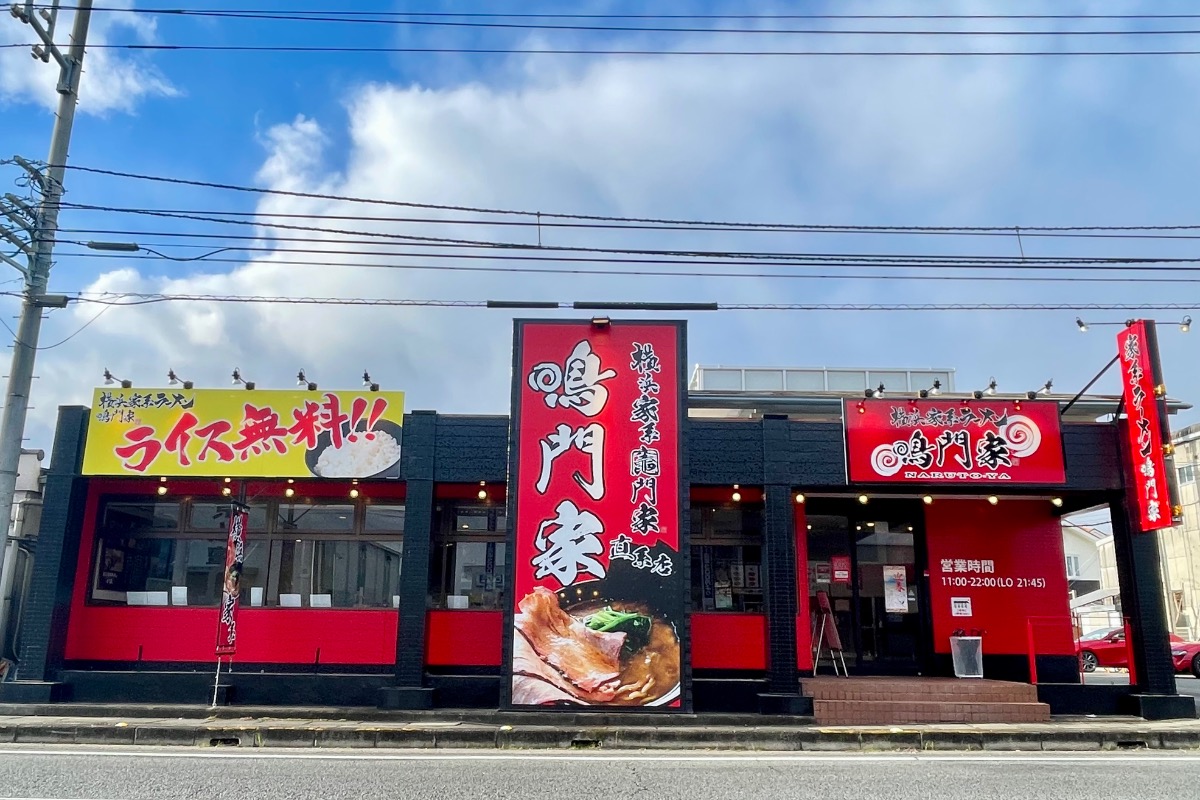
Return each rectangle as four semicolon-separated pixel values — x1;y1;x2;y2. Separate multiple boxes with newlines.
1;320;1194;721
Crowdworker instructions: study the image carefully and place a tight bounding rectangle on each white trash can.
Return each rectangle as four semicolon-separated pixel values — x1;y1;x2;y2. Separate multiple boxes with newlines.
949;635;984;678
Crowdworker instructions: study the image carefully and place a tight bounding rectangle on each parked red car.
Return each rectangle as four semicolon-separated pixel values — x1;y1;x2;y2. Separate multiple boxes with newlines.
1076;627;1188;672
1172;640;1200;678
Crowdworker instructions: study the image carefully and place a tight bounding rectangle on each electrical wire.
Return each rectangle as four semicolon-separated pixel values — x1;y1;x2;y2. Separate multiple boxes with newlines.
54;250;1200;284
44;8;1200;21
10;43;1200;56
40;7;1200;36
55;167;1200;239
30;292;1195;313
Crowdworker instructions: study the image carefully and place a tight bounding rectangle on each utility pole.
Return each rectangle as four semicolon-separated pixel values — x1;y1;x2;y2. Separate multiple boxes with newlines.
0;1;92;596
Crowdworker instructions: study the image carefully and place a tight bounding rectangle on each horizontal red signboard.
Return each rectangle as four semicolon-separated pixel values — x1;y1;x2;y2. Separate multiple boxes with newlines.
844;399;1066;484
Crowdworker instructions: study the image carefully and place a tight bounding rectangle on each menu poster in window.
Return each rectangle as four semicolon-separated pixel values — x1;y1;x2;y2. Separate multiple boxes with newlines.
831;555;851;585
883;565;908;613
215;506;249;656
506;319;687;711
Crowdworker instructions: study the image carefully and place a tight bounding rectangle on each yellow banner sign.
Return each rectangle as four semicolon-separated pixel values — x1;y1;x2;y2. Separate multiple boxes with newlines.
82;388;405;478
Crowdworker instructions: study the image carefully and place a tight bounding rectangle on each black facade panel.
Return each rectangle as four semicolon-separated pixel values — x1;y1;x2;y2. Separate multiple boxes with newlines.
394;411;436;686
14;406;89;683
1062;424;1123;492
687;420;763;485
433;416;509;483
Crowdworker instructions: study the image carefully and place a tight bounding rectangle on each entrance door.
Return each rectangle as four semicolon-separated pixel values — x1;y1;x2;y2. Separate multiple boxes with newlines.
806;499;929;674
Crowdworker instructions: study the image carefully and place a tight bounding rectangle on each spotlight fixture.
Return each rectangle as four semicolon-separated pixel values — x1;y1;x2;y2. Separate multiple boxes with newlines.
221;487;232;497
866;521;875;528
795;493;805;504
284;487;295;498
922;495;933;505
906;526;914;532
863;389;873;399
1037;380;1053;396
591;316;611;327
922;379;942;398
985;378;997;396
223;477;232;484
857;494;869;505
1025;391;1038;400
232;368;255;391
987;495;999;505
807;524;813;530
478;481;488;501
167;369;194;390
972;390;983;400
297;370;317;391
156;485;168;496
102;368;132;389
349;488;360;500
874;383;885;398
363;371;380;392
732;484;742;503
1076;317;1088;332
1182;316;1192;333
1051;497;1064;507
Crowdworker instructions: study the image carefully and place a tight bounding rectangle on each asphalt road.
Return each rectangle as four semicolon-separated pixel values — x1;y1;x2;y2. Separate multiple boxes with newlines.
0;747;1198;800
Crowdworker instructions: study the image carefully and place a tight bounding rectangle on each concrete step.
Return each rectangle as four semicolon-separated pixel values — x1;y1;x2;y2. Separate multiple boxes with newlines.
814;699;1051;725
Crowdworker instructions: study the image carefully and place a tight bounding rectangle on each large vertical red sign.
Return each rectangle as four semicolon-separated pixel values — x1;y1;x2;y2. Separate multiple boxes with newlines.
1117;321;1181;532
506;320;686;709
215;506;248;656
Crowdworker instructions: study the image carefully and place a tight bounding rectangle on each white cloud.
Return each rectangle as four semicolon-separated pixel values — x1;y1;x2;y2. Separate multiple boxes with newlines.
0;3;176;114
21;20;1200;448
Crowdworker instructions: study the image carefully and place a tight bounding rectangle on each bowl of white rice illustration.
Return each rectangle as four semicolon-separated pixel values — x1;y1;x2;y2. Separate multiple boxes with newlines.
304;419;403;479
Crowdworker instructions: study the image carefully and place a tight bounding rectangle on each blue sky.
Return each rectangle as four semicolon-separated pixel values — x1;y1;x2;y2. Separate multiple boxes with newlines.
2;0;1200;451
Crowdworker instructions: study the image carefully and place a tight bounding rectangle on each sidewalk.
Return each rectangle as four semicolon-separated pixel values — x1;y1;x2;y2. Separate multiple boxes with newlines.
1;704;1200;751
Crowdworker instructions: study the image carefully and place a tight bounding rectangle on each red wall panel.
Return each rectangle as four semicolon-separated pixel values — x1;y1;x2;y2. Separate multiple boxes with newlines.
65;480;399;665
690;613;767;670
925;499;1073;656
424;610;504;666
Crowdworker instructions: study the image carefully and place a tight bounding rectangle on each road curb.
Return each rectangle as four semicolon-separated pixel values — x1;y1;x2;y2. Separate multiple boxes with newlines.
4;721;1200;751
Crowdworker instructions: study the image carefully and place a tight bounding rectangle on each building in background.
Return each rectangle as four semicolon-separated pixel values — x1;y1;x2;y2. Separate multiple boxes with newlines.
0;449;45;680
1155;422;1200;641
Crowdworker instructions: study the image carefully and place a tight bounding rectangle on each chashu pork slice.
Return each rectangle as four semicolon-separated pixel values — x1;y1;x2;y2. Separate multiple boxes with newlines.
511;674;578;706
512;630;616;703
515;587;625;693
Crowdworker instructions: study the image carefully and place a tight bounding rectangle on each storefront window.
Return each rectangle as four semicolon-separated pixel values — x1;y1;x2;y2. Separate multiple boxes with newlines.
89;496;403;609
690;504;765;612
429;503;507;609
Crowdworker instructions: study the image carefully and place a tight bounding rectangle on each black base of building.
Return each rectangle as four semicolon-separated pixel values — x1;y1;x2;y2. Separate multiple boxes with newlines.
60;670;395;706
210;684;234;706
758;693;813;715
0;681;69;703
377;687;434;710
1037;683;1133;715
1124;693;1198;720
927;654;1081;684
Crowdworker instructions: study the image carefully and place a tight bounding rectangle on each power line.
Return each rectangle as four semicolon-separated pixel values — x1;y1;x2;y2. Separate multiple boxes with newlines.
59;250;1200;284
45;8;1200;21
31;292;1196;313
48;200;1200;242
57;166;1200;238
43;7;1200;36
10;42;1200;56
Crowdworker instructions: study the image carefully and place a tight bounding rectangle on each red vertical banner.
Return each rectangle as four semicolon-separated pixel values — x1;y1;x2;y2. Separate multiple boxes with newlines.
215;506;249;656
1117;320;1182;532
506;320;687;710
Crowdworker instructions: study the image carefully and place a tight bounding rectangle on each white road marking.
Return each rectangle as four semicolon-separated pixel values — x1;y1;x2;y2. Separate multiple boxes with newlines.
0;748;1199;764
